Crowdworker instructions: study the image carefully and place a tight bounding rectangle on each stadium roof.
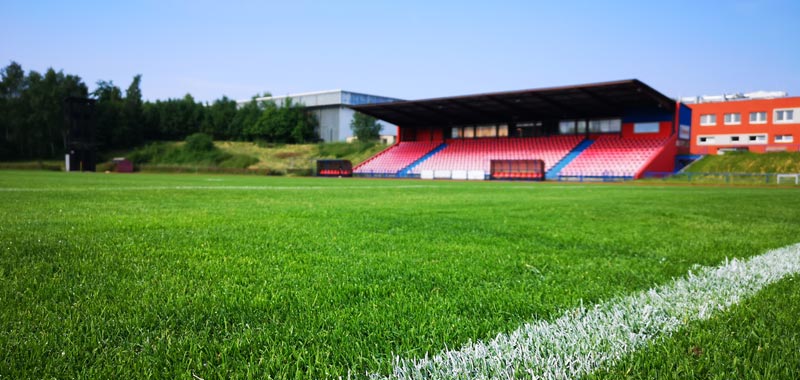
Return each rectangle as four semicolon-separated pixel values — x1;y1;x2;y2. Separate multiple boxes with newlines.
351;79;675;127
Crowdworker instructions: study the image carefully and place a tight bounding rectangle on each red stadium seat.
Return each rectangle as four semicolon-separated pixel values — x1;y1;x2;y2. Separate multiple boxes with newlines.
354;141;442;175
412;136;582;176
560;136;667;178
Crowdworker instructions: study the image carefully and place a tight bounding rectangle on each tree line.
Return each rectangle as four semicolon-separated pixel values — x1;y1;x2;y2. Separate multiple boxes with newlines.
0;62;319;160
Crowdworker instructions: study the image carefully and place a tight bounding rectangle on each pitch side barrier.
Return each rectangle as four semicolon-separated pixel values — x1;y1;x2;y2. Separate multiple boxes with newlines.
353;171;404;178
643;171;800;185
557;172;634;182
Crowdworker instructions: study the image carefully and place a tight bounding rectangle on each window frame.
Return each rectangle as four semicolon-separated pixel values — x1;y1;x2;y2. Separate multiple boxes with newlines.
775;109;797;124
698;136;716;144
700;114;717;126
633;122;660;134
723;113;741;125
749;111;767;124
463;126;475;138
588;118;621;133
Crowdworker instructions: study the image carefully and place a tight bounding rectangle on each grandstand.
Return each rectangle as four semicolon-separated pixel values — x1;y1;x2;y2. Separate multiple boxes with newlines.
352;80;691;181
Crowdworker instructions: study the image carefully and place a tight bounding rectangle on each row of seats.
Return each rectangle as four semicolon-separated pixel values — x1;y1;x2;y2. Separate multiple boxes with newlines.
354;141;441;174
559;136;667;178
319;169;351;176
492;172;544;179
411;136;582;174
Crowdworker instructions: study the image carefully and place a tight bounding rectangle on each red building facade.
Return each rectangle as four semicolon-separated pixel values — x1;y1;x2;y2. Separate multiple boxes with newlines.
688;97;800;154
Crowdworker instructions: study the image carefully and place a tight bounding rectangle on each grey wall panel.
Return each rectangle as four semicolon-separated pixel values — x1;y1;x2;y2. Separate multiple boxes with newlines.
318;107;341;142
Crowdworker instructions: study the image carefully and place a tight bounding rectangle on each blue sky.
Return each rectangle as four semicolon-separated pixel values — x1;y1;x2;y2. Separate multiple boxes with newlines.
3;0;798;103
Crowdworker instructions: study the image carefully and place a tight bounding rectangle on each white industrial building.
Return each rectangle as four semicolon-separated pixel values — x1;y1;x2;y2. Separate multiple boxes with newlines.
237;90;402;142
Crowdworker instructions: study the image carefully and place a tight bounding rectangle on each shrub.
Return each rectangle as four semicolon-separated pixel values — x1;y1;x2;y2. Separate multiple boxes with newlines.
185;133;214;152
126;140;257;169
127;142;171;164
218;154;259;168
318;141;377;158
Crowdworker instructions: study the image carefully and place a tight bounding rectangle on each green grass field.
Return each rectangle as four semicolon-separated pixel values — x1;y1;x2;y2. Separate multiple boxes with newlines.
1;171;799;379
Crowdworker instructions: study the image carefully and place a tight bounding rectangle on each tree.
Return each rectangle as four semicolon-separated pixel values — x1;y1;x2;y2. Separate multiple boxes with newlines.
122;74;144;147
7;66;88;158
200;96;238;140
248;99;278;141
141;94;205;141
56;73;89;153
93;80;124;149
285;97;318;143
350;111;381;142
43;69;88;156
248;97;319;143
0;62;27;159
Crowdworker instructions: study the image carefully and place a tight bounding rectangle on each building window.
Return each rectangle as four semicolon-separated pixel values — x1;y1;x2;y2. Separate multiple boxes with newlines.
498;124;509;137
700;114;717;126
576;120;587;134
589;119;621;133
451;127;462;139
515;121;541;137
559;120;590;135
698;136;715;144
776;135;794;143
476;125;496;138
749;111;767;124
559;120;575;134
748;135;766;142
775;109;796;123
463;126;475;138
633;122;660;134
724;113;741;125
731;136;740;142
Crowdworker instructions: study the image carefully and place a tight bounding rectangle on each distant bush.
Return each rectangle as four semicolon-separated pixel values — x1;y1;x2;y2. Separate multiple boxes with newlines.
127;142;171;164
317;141;377;158
218;154;259;168
254;139;285;149
185;133;214;152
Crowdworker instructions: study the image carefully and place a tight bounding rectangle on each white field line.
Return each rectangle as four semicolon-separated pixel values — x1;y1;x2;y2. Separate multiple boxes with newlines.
371;243;800;380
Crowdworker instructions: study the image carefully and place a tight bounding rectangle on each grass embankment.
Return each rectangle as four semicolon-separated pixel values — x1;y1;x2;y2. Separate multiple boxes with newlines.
215;140;385;173
1;172;799;378
685;151;800;173
0;140;388;175
127;142;258;171
120;139;386;175
0;160;63;171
